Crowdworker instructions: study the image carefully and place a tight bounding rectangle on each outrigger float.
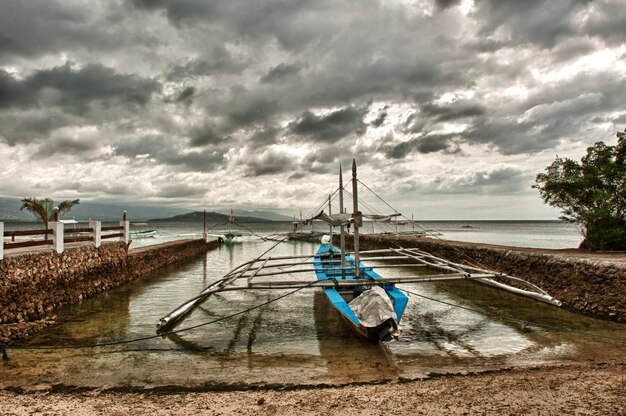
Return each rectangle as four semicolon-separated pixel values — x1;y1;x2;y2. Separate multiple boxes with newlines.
156;160;561;342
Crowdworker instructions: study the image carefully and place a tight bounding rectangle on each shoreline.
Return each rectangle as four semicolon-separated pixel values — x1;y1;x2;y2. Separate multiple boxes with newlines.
1;362;624;415
1;236;625;414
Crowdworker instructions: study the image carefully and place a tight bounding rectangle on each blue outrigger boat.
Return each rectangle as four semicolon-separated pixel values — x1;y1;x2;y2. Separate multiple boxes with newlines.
314;244;408;341
310;160;408;342
156;159;561;343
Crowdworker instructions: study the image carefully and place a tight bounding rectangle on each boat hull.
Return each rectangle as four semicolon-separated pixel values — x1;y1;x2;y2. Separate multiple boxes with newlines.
130;230;157;238
314;244;408;342
334;308;398;342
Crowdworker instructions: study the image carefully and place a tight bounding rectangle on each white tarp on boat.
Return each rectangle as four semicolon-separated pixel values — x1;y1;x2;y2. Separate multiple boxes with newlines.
311;211;353;226
348;286;397;328
362;214;400;222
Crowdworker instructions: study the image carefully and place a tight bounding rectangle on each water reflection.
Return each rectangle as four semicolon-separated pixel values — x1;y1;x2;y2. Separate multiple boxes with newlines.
17;239;626;387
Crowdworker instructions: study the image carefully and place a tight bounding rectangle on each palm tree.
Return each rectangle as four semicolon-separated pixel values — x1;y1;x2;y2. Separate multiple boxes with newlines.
20;197;80;229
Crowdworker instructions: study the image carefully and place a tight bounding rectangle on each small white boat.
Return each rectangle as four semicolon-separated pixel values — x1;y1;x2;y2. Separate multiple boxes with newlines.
130;223;157;238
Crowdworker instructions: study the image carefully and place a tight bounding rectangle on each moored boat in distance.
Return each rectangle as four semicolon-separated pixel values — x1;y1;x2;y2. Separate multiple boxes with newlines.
130;223;157;238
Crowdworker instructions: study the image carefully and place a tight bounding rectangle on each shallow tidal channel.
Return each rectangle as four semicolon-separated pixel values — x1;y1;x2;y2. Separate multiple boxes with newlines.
3;239;626;390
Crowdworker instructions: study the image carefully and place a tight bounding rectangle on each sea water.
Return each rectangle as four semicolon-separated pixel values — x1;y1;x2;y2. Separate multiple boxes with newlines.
122;219;583;249
6;230;625;388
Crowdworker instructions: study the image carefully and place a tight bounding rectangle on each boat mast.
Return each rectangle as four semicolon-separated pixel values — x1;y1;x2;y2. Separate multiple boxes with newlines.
339;165;346;279
352;159;360;277
328;194;333;243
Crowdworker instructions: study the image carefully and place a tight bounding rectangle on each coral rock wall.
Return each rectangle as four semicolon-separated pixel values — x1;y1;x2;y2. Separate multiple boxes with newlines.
0;239;218;342
341;235;626;323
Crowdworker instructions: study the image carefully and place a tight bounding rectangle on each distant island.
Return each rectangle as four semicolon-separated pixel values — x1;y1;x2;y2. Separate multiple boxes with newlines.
0;197;295;222
149;211;279;223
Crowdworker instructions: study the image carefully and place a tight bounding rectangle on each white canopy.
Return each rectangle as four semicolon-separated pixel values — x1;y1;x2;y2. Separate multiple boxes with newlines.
311;210;401;226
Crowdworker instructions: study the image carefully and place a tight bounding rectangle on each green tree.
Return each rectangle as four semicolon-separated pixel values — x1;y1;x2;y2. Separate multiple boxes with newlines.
533;130;626;250
20;197;81;228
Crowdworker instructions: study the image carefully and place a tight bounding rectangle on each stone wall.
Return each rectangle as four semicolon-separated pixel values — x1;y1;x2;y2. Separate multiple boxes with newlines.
0;239;219;342
340;235;626;323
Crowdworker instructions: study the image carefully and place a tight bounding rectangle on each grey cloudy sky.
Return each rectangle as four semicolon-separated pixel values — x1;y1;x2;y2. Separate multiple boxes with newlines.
0;0;624;219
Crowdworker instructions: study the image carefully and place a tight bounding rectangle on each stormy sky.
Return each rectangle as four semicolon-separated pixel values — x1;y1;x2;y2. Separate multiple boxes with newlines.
0;0;624;219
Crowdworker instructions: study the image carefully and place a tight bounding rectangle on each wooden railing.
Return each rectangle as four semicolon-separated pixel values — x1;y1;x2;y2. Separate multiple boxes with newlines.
0;210;129;260
64;227;95;244
3;228;53;249
101;225;124;240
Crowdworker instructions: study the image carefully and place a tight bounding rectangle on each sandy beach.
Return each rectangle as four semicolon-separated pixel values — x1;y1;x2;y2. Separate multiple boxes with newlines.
1;362;625;415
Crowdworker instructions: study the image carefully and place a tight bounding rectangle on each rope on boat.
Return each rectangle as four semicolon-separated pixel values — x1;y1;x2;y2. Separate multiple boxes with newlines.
152;221;229;239
0;279;319;360
398;287;626;343
356;179;517;273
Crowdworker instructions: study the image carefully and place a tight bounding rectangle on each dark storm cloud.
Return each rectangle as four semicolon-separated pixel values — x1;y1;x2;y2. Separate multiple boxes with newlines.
298;142;357;175
464;73;626;155
420;102;486;122
474;0;586;48
0;70;36;108
289;106;367;143
225;94;280;126
129;0;334;51
243;150;297;177
613;113;626;125
0;110;78;145
260;62;302;84
30;64;159;110
129;0;218;23
578;1;626;46
189;125;227;147
371;110;387;127
449;166;528;194
247;126;281;149
166;51;247;81
156;183;207;198
33;135;99;158
114;135;167;159
0;63;159;113
383;134;459;159
173;86;195;103
0;0;176;65
397;164;528;195
549;38;597;62
434;0;461;10
114;135;225;172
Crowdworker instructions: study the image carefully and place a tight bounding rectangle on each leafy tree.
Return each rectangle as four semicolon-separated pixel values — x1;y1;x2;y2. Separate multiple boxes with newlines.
20;197;80;229
533;130;626;250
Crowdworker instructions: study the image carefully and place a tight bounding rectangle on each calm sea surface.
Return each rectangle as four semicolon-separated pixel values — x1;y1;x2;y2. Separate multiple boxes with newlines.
106;219;583;249
4;220;624;387
4;219;583;249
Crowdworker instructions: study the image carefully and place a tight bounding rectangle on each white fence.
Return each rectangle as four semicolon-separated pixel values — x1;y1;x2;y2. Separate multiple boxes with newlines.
1;210;129;260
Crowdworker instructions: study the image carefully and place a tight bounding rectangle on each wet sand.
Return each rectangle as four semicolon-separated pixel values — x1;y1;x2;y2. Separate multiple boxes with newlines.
1;363;624;415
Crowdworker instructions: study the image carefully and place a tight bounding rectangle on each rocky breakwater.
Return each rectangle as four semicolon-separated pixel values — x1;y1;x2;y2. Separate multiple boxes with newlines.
340;234;626;323
0;239;218;342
